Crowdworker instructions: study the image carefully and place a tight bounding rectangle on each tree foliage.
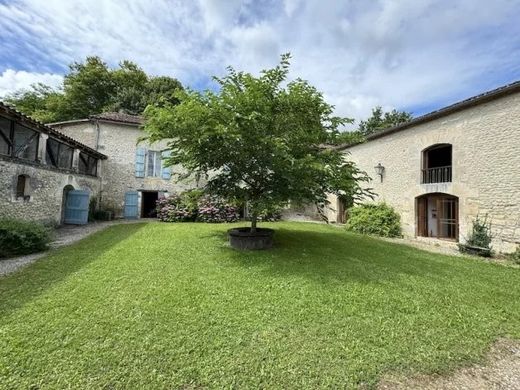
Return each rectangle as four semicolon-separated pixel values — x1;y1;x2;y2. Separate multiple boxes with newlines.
359;106;412;136
144;54;372;231
4;57;183;123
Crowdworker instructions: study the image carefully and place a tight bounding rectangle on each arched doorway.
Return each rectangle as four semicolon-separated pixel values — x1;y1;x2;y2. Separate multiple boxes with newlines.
416;193;458;240
61;185;75;224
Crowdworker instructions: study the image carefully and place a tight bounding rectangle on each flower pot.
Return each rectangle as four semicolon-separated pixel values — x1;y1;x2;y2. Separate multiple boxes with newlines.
228;227;274;250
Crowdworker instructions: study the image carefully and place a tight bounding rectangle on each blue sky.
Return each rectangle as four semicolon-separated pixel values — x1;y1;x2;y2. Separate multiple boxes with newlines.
1;0;520;124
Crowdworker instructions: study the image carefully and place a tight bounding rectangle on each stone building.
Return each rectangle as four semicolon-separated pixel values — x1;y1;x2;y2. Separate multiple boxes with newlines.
49;112;197;219
0;102;106;225
334;81;520;253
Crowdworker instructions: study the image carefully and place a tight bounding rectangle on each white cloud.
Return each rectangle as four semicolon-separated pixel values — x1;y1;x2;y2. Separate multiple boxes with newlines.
0;0;519;124
0;69;63;97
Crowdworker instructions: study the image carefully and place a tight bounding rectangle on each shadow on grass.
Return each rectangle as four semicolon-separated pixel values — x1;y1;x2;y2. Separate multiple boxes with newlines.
212;226;482;285
0;223;146;317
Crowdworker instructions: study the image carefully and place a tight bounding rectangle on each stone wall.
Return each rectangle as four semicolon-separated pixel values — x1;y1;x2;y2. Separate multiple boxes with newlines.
0;157;101;224
340;92;520;253
54;121;198;217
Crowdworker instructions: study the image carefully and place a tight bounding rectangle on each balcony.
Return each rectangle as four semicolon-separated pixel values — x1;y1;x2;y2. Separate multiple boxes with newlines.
421;165;452;184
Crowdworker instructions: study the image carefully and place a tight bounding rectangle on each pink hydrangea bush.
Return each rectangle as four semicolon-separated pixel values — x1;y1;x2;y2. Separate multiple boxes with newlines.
156;193;197;222
156;192;239;223
196;195;239;223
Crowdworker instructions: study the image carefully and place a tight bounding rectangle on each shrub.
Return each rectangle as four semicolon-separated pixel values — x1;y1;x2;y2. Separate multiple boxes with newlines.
255;205;283;222
345;203;401;238
92;210;114;221
0;219;52;258
197;195;239;223
156;190;239;223
459;215;493;257
508;246;520;264
88;197;98;222
156;193;198;222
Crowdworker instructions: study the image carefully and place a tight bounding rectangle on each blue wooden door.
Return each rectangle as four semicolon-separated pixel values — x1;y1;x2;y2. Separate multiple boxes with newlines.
124;191;139;219
64;190;90;225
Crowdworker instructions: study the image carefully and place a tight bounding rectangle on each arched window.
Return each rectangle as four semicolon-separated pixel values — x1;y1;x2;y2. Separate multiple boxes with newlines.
421;144;452;184
16;175;30;200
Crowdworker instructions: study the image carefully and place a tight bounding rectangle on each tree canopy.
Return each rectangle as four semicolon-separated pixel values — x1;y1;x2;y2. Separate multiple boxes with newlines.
336;106;413;147
359;106;412;136
144;54;372;231
4;57;183;123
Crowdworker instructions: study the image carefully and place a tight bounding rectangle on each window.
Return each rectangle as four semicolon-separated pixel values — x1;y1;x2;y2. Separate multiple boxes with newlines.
0;116;12;155
421;144;452;184
78;152;98;176
147;150;162;177
13;124;39;161
46;138;73;169
16;175;30;200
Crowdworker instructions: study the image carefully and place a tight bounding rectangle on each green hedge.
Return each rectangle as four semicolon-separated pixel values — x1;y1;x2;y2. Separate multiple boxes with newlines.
345;203;401;238
0;219;52;258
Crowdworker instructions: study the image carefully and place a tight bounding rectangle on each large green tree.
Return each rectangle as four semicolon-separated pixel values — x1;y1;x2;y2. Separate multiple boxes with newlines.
359;106;412;136
144;54;372;232
4;57;183;122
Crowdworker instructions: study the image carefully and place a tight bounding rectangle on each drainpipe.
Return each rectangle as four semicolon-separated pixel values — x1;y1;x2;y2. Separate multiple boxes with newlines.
94;119;103;210
94;119;101;151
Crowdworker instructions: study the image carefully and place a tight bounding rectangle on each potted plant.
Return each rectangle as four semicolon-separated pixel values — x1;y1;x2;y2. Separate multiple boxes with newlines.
143;54;371;249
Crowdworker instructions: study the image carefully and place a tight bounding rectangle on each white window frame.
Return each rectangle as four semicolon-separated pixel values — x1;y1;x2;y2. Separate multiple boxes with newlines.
146;150;162;177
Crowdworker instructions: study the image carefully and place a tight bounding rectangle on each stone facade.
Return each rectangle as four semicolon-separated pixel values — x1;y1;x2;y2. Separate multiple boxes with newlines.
0;157;100;224
52;118;198;218
0;103;105;225
336;90;520;253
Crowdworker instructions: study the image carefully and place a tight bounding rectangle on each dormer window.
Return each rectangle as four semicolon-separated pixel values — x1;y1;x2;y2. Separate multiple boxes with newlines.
421;144;452;184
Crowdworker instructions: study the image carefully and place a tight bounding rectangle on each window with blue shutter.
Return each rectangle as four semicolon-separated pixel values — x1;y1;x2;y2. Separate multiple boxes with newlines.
135;147;146;177
161;150;171;180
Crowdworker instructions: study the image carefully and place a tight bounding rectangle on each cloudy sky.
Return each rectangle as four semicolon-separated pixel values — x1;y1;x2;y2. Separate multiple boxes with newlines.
1;0;520;122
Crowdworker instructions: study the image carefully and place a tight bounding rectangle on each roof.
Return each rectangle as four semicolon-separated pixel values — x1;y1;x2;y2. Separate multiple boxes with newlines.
338;79;520;150
91;112;143;125
0;102;107;159
49;112;143;127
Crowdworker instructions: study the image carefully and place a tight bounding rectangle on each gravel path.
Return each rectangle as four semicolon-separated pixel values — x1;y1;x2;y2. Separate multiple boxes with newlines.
0;220;144;277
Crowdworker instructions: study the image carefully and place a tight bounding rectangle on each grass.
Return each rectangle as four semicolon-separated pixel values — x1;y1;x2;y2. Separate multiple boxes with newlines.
0;222;519;389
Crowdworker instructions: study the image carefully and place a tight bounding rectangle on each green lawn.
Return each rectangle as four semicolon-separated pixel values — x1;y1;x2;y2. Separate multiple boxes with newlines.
0;222;519;389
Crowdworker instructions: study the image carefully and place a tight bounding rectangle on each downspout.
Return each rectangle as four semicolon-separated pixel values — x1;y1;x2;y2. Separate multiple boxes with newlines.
94;119;101;151
94;119;103;210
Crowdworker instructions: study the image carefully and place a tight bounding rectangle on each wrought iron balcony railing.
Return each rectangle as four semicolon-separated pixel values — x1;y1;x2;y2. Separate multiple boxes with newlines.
421;166;452;184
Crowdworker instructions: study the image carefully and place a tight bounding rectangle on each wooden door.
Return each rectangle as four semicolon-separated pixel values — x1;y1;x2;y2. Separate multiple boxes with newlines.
64;190;90;225
124;191;139;219
417;197;428;237
438;197;458;240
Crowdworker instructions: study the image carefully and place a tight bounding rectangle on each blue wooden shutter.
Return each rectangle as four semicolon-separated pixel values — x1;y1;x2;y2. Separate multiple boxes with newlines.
124;191;139;219
135;147;146;177
64;190;90;225
161;150;171;180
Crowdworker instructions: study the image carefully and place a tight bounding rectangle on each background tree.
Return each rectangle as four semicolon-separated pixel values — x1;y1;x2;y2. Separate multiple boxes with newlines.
336;106;412;146
144;54;372;232
359;106;412;136
4;57;183;122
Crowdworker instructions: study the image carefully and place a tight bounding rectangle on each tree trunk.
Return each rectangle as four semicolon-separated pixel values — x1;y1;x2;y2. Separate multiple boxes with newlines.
251;212;258;233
